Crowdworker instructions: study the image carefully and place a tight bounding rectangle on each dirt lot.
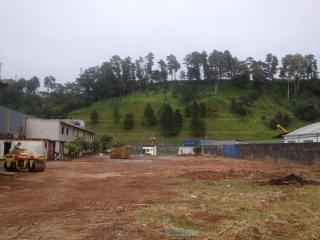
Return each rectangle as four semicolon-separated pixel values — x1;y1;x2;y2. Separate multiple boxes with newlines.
1;155;320;240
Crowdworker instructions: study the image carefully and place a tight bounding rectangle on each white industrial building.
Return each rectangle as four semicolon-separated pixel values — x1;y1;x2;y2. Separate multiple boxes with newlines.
26;118;94;159
284;122;320;143
0;105;94;160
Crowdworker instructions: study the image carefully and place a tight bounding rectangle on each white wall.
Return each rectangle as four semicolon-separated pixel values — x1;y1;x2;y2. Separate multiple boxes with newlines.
0;140;47;159
12;140;47;157
178;146;195;155
58;123;94;143
142;146;157;156
26;119;94;143
26;119;60;141
0;142;3;159
284;135;320;143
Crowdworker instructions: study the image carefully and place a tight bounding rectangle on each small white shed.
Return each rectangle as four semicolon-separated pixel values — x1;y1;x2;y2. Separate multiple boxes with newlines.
284;122;320;143
177;146;195;155
142;146;157;156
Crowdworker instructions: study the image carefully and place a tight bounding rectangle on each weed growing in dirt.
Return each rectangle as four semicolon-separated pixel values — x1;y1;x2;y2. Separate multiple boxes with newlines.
138;179;320;239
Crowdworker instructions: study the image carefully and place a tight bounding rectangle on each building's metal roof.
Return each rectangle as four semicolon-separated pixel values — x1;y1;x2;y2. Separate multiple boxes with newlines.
0;138;51;141
284;122;320;137
200;140;216;145
200;139;237;145
182;140;197;146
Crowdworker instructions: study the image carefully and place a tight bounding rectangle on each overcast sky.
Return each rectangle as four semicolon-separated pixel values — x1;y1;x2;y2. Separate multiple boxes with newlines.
0;0;319;83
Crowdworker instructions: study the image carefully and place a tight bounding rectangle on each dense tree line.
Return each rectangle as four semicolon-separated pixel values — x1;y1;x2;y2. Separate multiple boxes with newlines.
0;51;318;119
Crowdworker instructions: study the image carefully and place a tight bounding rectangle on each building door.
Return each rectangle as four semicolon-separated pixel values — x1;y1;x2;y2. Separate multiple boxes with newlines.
47;141;54;160
4;142;12;155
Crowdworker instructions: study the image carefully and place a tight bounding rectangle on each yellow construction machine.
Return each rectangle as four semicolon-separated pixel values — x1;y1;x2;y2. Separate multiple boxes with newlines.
274;124;289;138
3;149;46;172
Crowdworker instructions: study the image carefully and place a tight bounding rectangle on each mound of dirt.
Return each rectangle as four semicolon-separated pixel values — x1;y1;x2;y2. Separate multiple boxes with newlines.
110;146;130;159
269;173;319;186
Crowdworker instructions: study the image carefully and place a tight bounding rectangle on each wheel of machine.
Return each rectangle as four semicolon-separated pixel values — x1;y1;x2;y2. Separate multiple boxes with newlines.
10;161;17;172
28;162;36;172
35;162;45;172
28;162;46;172
3;162;10;171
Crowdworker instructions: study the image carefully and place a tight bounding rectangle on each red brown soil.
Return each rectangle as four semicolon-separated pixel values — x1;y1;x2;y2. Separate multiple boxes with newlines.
0;155;316;240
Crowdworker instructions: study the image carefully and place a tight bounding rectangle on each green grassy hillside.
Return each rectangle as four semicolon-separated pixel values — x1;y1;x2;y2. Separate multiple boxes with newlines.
69;82;310;145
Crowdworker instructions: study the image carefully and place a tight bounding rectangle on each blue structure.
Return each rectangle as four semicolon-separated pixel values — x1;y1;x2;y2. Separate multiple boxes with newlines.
182;140;197;147
200;139;216;146
223;144;240;158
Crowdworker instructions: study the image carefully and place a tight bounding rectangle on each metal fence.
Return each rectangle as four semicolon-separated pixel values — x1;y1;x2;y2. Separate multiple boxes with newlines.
130;144;178;156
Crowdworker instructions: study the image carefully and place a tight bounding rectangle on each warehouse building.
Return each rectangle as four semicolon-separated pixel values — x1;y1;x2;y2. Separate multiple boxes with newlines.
26;118;94;159
0;105;33;138
0;105;94;160
284;122;320;143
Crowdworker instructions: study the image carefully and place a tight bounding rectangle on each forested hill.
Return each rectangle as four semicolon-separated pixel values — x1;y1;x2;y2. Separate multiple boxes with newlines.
68;80;320;144
0;50;319;143
0;50;318;119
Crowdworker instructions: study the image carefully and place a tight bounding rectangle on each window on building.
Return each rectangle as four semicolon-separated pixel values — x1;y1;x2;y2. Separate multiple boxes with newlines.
61;127;64;135
303;140;313;143
66;128;69;135
44;142;48;149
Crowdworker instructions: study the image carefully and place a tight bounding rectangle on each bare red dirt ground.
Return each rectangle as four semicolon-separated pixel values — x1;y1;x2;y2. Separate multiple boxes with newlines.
0;155;316;240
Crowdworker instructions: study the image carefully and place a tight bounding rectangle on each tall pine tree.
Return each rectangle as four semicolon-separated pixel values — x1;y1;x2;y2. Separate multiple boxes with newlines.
123;112;135;130
159;104;179;136
190;110;206;137
174;109;183;130
143;103;157;127
90;109;99;125
113;105;120;124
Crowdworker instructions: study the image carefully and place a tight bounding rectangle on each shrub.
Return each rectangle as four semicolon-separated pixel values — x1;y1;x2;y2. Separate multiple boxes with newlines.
90;109;99;124
193;146;202;155
231;93;258;116
232;71;250;88
184;103;192;118
100;135;113;152
199;102;207;118
231;98;251;116
269;112;291;130
89;140;100;153
295;103;320;121
123;112;135;130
